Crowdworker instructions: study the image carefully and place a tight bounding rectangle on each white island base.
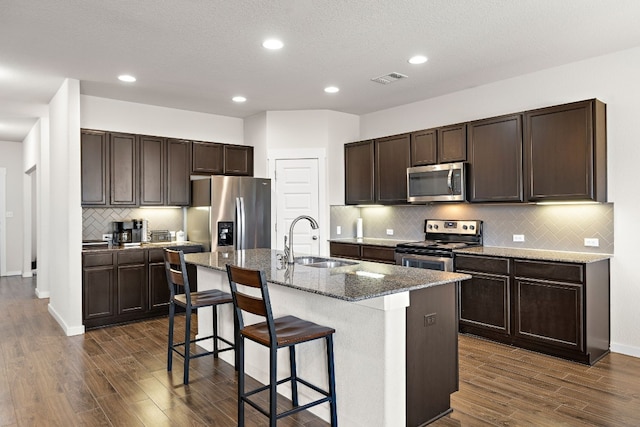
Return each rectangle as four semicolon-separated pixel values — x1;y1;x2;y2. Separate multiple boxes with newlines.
194;265;459;427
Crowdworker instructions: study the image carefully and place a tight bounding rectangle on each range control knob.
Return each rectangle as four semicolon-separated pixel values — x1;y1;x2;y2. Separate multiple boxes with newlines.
434;224;439;229
462;225;468;230
427;224;432;229
470;225;475;230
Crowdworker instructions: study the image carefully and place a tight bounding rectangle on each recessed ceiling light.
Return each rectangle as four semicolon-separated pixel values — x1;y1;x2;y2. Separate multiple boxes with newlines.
324;86;340;94
262;39;284;50
232;96;247;103
408;55;428;65
118;74;136;82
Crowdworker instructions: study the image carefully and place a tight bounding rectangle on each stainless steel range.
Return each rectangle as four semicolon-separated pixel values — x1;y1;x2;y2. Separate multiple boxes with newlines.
395;219;483;271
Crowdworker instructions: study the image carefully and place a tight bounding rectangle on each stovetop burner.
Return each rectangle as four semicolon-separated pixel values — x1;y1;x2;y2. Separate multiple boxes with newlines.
396;219;483;254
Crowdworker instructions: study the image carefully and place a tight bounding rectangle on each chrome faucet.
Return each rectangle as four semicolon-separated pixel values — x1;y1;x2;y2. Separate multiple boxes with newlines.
284;215;319;264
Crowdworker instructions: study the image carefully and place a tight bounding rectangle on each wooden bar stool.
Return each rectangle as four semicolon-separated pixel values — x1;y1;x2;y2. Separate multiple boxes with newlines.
164;248;235;385
226;264;338;427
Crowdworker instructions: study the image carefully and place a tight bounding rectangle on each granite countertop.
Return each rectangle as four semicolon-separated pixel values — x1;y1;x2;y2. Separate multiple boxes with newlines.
328;237;412;247
81;241;202;253
185;248;470;302
454;246;612;263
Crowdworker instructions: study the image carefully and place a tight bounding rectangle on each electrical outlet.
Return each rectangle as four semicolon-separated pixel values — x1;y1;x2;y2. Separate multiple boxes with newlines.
424;313;437;327
386;229;394;236
336;226;342;235
5;211;13;218
584;238;600;247
102;234;112;241
513;234;525;242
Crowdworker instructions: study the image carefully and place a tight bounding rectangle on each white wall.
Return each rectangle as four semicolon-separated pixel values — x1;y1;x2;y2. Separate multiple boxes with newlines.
259;110;359;253
359;46;640;357
0;141;24;275
46;79;83;335
244;112;268;177
80;96;244;143
264;110;359;206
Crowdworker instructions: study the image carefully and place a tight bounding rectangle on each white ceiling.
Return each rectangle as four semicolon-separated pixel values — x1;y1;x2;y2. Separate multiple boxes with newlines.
2;0;640;143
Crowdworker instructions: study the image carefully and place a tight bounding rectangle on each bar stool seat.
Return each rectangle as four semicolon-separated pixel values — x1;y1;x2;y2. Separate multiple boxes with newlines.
164;248;235;385
226;264;338;427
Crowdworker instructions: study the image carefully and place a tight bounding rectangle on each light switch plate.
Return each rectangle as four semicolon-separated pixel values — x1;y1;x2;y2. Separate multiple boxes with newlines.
386;229;394;236
5;211;13;218
513;234;525;242
336;226;342;235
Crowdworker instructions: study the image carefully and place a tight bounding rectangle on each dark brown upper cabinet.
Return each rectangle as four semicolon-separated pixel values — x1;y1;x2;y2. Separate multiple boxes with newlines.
139;135;166;206
375;134;411;204
524;99;606;202
167;138;192;206
438;123;467;163
345;135;410;205
81;129;109;206
345;140;375;205
410;129;437;166
468;114;524;203
192;140;223;174
223;144;254;176
410;124;466;166
109;132;138;206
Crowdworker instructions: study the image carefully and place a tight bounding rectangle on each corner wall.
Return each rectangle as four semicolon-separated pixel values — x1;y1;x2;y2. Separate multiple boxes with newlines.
47;79;83;335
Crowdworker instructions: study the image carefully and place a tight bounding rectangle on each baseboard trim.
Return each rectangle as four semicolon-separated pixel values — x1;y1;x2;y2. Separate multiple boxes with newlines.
22;271;33;278
611;342;640;359
35;288;50;298
47;304;85;336
4;270;22;276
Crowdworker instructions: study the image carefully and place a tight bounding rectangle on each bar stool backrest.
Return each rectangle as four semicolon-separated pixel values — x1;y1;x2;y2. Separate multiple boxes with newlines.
226;265;277;345
164;249;193;305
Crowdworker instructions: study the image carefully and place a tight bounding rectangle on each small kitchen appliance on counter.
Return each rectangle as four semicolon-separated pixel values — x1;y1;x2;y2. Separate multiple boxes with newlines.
112;219;146;246
395;219;483;271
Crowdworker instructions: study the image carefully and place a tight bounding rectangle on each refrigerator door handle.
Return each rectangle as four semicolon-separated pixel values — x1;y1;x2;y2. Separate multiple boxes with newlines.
235;197;242;249
237;197;246;250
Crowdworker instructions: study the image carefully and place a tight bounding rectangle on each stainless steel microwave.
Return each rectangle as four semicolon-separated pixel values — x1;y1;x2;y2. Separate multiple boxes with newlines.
407;162;466;203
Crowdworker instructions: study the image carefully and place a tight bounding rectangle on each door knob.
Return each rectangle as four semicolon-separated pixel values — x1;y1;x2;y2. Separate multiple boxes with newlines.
312;236;318;240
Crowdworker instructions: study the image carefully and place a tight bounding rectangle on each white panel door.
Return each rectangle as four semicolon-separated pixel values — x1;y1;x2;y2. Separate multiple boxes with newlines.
275;159;320;256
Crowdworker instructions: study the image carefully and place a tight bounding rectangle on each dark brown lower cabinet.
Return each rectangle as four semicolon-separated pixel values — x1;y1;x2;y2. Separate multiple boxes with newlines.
116;250;147;316
82;245;202;329
455;254;609;365
456;255;511;341
82;252;115;324
329;241;396;264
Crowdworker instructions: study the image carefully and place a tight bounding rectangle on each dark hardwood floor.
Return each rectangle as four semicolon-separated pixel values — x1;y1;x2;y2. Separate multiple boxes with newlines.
2;275;640;426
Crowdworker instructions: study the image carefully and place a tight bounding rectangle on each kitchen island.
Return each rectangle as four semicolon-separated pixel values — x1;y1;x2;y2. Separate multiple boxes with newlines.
185;249;471;427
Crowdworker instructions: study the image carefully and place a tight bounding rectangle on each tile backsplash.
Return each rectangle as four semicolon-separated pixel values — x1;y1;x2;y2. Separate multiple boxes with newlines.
83;207;184;241
330;203;614;254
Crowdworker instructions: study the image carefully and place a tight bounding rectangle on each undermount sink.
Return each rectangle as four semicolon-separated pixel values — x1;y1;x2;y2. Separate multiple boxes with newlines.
294;256;358;268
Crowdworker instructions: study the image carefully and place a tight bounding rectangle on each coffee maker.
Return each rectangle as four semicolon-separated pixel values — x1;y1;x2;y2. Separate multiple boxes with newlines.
112;221;133;245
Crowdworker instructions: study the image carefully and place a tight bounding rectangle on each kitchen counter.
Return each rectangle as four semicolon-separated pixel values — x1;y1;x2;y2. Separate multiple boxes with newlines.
185;248;469;301
328;237;410;247
187;248;467;426
81;240;202;252
455;246;612;263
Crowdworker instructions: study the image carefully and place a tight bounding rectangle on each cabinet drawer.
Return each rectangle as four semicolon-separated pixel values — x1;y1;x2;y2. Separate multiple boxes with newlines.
514;260;583;283
330;242;361;259
361;246;396;263
117;250;146;265
455;255;510;275
83;252;114;267
148;248;165;263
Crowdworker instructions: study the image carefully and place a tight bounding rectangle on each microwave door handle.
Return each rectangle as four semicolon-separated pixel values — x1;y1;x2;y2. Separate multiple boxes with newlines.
447;169;453;194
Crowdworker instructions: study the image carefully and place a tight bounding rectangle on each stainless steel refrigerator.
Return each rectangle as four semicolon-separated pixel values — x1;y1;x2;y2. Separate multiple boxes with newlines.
187;176;271;252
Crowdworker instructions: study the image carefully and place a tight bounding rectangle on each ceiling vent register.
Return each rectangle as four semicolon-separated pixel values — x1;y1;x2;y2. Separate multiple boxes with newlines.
370;72;408;85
